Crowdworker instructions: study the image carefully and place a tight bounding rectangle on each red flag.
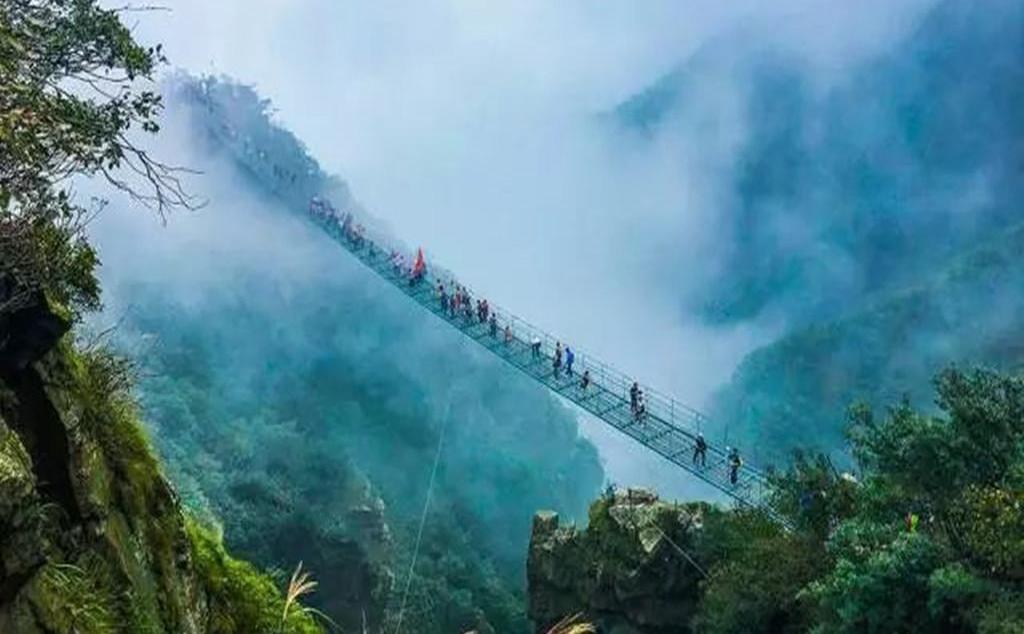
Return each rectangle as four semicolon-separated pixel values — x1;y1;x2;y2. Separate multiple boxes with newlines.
412;248;426;275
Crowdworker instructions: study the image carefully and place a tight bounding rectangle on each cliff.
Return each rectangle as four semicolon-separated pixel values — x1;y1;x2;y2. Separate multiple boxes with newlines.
528;489;708;634
0;293;321;633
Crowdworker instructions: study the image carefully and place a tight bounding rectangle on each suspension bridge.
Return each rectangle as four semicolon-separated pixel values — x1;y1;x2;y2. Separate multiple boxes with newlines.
182;78;780;523
306;207;782;524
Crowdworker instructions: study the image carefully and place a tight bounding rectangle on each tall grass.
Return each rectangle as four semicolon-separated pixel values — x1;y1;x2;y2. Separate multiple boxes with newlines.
281;561;337;633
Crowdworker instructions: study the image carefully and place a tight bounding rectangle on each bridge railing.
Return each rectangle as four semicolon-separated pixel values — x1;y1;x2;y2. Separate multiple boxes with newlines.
202;117;781;517
309;210;777;513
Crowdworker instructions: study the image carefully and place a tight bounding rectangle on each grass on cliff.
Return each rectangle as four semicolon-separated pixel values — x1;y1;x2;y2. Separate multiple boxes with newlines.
32;558;120;634
64;338;326;634
186;517;324;634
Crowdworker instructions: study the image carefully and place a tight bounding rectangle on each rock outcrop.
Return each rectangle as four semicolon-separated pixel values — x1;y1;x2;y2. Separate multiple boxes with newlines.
528;488;708;634
0;294;320;633
0;294;208;632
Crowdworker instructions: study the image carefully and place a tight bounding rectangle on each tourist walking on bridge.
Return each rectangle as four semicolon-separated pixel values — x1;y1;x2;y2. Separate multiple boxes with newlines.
489;313;498;338
728;447;742;485
531;336;542;358
565;346;575;377
505;324;513;346
553;342;563;378
634;394;646;423
581;369;591;392
693;433;707;467
630;382;641;415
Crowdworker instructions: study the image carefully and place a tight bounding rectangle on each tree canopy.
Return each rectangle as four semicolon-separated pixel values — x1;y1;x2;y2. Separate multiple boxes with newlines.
0;0;193;318
699;367;1024;634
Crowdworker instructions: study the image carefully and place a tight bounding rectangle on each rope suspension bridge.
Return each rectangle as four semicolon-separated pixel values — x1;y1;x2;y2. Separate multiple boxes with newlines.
182;77;780;523
305;202;783;525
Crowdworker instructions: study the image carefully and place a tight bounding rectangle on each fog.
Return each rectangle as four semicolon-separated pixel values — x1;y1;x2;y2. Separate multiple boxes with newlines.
97;0;937;490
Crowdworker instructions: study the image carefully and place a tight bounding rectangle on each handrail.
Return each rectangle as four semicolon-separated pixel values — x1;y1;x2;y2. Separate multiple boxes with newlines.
191;106;782;524
307;207;784;524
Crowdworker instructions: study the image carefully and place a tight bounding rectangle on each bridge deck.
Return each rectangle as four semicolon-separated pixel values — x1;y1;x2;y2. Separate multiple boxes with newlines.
311;214;779;522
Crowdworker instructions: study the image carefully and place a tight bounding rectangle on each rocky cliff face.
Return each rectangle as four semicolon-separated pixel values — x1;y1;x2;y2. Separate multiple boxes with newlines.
0;294;320;633
528;489;707;634
0;294;209;633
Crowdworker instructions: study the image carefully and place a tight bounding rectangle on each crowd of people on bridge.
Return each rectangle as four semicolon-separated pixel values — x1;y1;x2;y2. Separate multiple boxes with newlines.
308;196;748;489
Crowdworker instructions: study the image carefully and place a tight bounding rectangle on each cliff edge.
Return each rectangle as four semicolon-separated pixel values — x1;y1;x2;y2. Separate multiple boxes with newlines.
0;293;321;633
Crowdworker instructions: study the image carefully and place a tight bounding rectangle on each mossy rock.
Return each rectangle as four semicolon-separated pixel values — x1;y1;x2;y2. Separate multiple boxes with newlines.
529;489;707;633
1;339;323;634
186;519;323;634
0;417;35;519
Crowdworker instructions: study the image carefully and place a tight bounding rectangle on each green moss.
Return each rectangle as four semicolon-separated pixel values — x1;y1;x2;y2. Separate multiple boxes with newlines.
66;343;162;516
0;419;34;499
62;344;191;627
584;494;640;573
186;517;324;634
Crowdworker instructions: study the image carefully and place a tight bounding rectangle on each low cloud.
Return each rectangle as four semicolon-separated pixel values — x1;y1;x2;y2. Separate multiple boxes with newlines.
96;0;936;491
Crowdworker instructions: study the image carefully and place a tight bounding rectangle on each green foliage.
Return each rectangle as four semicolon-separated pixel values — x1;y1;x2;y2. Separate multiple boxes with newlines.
711;222;1024;467
33;561;120;634
70;342;161;520
851;369;1024;503
957;486;1024;580
805;525;947;634
695;512;821;634
696;366;1024;634
0;0;166;214
927;563;993;628
0;0;191;321
186;518;323;634
768;451;859;538
976;591;1024;634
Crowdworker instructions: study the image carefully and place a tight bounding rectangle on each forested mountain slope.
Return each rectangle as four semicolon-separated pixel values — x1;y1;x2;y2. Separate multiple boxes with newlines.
612;0;1024;467
530;366;1024;634
0;3;323;632
616;0;1023;327
710;222;1024;466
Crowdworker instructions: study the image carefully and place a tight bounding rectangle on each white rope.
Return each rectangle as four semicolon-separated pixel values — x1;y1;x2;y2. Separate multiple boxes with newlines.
620;491;709;580
652;524;709;579
392;399;450;634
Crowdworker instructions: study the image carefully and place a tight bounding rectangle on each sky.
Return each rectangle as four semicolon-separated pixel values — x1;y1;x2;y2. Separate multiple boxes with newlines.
100;0;936;491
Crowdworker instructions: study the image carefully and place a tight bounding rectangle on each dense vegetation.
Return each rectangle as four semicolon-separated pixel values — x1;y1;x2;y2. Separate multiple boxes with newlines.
8;2;1018;633
694;367;1024;634
710;223;1024;466
0;2;323;632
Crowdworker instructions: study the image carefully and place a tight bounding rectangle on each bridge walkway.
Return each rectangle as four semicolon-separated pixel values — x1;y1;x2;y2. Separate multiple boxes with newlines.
310;212;778;522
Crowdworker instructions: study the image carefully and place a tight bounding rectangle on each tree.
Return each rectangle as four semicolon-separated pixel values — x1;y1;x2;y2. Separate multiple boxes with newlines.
0;0;195;319
848;368;1024;552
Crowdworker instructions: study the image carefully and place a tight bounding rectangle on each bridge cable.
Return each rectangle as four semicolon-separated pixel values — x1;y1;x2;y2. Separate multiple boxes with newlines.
620;492;709;580
392;397;451;634
652;524;708;579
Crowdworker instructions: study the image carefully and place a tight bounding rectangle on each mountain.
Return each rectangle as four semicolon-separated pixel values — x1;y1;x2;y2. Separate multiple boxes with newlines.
614;0;1024;328
709;222;1024;466
609;0;1024;466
